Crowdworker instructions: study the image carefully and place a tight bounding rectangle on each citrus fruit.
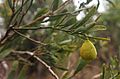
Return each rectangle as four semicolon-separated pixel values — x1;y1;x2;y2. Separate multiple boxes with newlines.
80;40;97;61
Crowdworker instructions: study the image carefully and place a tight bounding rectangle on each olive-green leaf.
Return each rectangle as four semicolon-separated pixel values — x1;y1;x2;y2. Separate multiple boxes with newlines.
8;0;13;10
71;6;97;29
0;48;12;60
45;13;67;22
51;0;59;11
73;59;87;76
64;17;77;27
18;65;28;79
91;25;107;31
34;8;49;19
81;22;96;33
54;65;68;71
7;61;19;79
89;36;110;41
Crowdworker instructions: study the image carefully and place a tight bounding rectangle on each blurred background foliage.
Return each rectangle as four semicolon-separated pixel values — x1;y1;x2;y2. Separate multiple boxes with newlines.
0;0;119;79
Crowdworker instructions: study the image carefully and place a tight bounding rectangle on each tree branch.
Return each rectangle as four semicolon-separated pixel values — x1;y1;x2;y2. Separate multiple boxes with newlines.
13;29;46;45
12;50;59;79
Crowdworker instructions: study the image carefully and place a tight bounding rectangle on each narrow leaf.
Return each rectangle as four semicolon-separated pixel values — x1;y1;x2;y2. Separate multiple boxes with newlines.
7;61;19;79
0;48;13;59
59;39;72;45
18;65;28;79
54;66;68;71
34;8;49;19
51;0;59;11
71;6;97;29
82;24;107;33
45;13;67;22
64;17;77;27
92;25;107;31
88;36;110;41
82;22;96;33
8;0;13;10
73;59;87;76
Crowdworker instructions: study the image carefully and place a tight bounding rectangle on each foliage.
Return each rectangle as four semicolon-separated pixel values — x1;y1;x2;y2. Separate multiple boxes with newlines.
99;0;120;79
0;0;109;79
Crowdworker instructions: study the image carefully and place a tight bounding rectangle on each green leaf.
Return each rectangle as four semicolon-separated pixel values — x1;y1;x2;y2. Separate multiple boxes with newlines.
71;6;97;29
64;17;77;27
82;22;96;33
61;72;69;79
54;65;68;71
8;0;13;10
88;36;110;41
75;22;96;33
51;0;59;11
45;13;67;22
59;39;72;45
34;8;49;19
82;24;107;33
89;25;107;32
0;48;13;59
18;65;28;79
73;59;87;76
7;61;19;79
67;59;87;79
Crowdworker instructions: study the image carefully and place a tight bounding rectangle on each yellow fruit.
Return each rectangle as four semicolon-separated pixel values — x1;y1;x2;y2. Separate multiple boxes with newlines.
80;40;97;61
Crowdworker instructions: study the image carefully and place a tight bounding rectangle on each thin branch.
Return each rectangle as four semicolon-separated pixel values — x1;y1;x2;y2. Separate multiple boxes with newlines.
20;0;72;27
33;55;59;79
13;29;46;46
110;72;120;79
0;0;30;45
54;0;72;14
14;0;29;15
13;26;73;35
22;12;52;27
17;0;33;26
0;0;72;44
0;22;17;45
12;51;59;79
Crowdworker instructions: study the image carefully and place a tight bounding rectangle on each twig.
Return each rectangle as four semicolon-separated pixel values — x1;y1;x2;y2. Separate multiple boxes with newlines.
20;0;72;27
33;55;59;79
13;26;74;35
110;72;120;79
13;29;46;46
54;0;72;14
92;73;102;79
0;22;17;46
17;0;33;26
13;26;110;41
22;11;52;27
0;0;31;45
12;51;59;79
0;0;72;45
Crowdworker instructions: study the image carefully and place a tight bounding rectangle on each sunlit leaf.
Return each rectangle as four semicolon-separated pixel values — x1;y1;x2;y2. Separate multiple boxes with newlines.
89;36;110;41
89;25;107;31
59;39;72;45
44;13;67;22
